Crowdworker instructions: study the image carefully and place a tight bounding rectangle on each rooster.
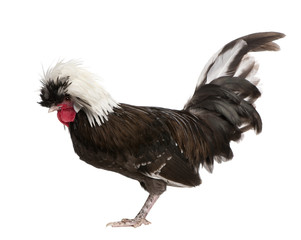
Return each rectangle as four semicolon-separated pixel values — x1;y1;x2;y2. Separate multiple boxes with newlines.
39;32;284;227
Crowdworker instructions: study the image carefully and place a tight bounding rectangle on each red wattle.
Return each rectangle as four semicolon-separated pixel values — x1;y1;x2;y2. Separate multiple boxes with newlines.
57;104;76;127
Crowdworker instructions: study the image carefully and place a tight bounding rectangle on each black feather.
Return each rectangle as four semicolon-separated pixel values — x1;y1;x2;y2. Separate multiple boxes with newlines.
39;76;71;107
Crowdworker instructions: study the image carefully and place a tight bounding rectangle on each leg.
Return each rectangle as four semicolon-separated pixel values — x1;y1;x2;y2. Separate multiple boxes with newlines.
106;194;160;228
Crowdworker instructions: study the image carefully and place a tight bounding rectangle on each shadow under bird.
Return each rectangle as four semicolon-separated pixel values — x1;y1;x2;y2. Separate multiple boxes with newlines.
39;32;284;227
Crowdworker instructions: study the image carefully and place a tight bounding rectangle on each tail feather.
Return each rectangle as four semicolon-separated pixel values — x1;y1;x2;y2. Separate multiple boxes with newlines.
234;55;259;82
197;32;285;86
211;77;261;104
184;32;284;172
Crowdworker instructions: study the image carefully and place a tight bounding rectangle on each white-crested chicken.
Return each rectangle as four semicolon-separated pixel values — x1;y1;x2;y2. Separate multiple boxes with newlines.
39;32;284;227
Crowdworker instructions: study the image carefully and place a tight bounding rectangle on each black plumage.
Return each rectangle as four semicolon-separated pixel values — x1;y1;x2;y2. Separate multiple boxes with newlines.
39;32;284;227
39;76;71;107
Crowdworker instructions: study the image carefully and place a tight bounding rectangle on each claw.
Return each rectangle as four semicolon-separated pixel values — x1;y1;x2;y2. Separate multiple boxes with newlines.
106;218;151;228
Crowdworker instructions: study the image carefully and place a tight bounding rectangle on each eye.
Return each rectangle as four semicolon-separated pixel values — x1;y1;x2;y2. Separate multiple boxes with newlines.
65;95;71;101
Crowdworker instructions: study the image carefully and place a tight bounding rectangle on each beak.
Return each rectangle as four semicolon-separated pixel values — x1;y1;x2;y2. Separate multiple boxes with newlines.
48;106;61;113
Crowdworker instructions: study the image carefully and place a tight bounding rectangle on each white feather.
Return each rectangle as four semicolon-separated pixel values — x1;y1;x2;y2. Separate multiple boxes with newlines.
42;60;119;127
206;39;247;82
144;172;191;188
197;39;247;86
197;48;222;87
234;54;260;84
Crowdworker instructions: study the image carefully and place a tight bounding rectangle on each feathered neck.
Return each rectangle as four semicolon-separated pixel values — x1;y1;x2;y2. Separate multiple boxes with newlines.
42;60;119;126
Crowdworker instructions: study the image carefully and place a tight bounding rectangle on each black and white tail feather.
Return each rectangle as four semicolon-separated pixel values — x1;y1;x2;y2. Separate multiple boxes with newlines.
184;32;285;172
196;32;284;86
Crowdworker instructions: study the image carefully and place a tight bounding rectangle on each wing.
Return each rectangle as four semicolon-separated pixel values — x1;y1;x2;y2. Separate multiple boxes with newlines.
111;104;207;187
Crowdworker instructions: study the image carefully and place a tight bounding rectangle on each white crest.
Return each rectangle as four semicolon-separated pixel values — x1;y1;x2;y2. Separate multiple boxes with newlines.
42;60;119;126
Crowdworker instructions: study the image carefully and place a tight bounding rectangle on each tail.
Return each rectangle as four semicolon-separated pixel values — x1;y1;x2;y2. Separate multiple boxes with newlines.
184;32;285;172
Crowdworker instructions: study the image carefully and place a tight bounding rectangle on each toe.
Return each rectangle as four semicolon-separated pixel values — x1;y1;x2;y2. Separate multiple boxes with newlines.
106;218;151;228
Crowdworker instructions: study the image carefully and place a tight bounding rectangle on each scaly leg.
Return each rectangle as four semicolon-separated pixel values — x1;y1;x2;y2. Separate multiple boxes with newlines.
106;194;160;228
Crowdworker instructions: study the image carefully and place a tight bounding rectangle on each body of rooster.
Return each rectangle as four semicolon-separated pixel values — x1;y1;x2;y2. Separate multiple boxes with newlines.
39;32;284;227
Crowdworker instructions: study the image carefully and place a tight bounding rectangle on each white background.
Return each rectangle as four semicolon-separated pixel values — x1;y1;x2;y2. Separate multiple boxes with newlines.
1;0;300;239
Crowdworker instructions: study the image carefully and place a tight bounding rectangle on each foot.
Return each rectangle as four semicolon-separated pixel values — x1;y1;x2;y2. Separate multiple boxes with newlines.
106;217;151;228
106;194;159;228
